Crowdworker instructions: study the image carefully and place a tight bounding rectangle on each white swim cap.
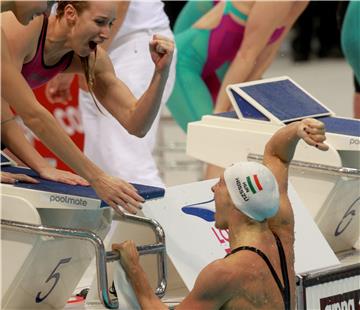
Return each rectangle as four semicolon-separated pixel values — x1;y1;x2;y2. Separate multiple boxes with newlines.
224;162;279;221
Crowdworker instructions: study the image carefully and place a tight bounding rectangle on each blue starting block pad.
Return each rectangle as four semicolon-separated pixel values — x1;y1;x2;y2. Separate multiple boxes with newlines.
1;166;165;208
228;89;271;121
317;116;360;137
227;76;333;124
226;76;360;137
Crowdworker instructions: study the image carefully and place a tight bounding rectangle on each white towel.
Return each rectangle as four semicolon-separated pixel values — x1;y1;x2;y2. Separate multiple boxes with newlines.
113;261;141;310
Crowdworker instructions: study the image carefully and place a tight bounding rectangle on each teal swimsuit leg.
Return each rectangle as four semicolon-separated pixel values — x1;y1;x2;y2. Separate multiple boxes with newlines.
166;28;214;132
174;1;215;34
168;1;247;132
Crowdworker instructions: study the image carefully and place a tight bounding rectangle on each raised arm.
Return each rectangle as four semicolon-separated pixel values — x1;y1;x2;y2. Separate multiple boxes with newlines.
90;35;174;137
263;118;328;228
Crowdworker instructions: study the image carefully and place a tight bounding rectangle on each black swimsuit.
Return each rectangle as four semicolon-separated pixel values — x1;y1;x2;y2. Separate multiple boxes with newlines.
225;232;291;310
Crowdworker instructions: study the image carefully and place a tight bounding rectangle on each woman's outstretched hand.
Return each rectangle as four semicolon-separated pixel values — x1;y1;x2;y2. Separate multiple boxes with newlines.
90;173;145;214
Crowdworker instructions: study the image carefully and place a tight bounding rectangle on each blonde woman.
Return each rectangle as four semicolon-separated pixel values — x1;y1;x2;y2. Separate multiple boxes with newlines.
1;1;174;213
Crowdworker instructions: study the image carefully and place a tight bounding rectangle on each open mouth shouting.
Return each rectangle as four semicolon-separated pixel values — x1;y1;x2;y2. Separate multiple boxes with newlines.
89;40;98;51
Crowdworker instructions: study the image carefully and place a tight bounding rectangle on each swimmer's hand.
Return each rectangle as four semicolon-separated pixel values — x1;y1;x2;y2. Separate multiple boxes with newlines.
112;240;140;270
38;167;89;186
297;118;329;151
90;174;145;214
1;172;38;184
149;34;174;73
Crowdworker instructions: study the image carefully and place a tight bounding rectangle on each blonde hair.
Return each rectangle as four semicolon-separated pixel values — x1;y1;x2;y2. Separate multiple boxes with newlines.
56;1;102;112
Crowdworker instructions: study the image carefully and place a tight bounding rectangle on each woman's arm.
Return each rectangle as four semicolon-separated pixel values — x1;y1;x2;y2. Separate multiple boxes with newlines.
214;1;300;113
1;34;144;212
1;171;38;184
1;101;88;185
264;119;328;191
113;241;168;310
263;119;328;229
114;241;231;310
91;35;174;137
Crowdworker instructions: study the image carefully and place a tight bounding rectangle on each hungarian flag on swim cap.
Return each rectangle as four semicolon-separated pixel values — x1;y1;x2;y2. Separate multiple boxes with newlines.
224;162;279;221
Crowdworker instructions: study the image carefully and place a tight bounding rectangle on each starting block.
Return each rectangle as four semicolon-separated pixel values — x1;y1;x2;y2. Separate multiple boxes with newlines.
1;165;166;309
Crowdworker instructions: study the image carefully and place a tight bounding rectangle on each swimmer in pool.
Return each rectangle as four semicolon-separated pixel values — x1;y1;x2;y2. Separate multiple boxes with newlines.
114;118;328;309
